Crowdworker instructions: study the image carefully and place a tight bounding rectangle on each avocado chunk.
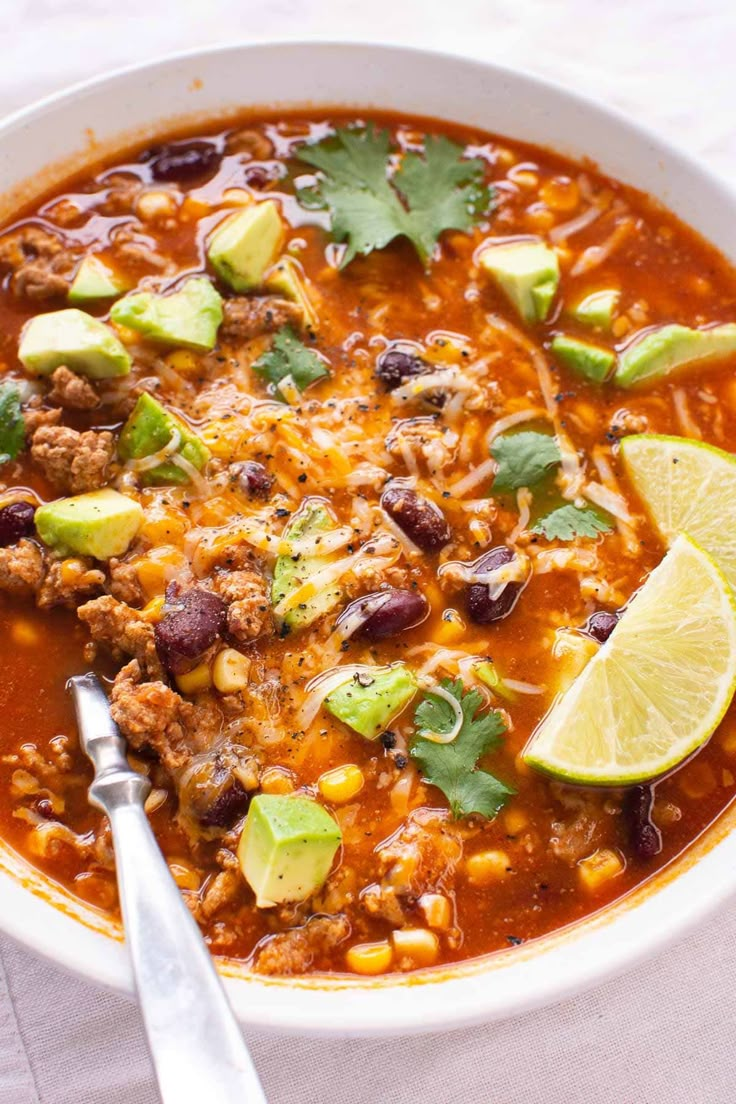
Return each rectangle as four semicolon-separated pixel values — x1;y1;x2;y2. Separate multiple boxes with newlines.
18;309;131;379
265;256;319;330
118;392;210;486
68;256;128;304
237;794;341;908
207;200;285;293
271;499;341;631
479;240;560;323
551;334;615;383
615;323;736;387
570;288;619;331
35;488;142;559
110;277;223;351
324;665;419;740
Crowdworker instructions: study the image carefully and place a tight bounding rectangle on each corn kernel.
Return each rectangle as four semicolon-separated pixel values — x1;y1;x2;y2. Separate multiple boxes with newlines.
345;941;393;975
175;661;212;695
678;761;716;800
418;893;452;931
577;848;624;892
391;928;439;968
718;726;736;755
180;194;211;221
168;861;201;891
140;595;165;623
612;315;632;338
60;558;88;587
212;648;251;693
466;849;511;886
11;620;39;646
540;176;580;213
222;188;253;207
525;205;556;232
260;768;294;795
434;609;466;645
318;764;365;804
165;349;200;375
511;169;539;191
138;510;189;548
495;146;516;168
200;418;245;460
136;190;178;221
504;807;529;834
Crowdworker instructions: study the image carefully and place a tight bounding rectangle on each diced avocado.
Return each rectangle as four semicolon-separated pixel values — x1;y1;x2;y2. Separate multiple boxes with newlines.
35;488;142;559
551;334;615;383
479;240;560;323
324;665;419;740
271;499;341;631
264;256;318;330
18;309;131;379
118;392;209;486
475;660;517;703
615;323;736;387
570;289;619;332
237;794;341;908
68;256;128;304
207;200;285;293
110;277;223;351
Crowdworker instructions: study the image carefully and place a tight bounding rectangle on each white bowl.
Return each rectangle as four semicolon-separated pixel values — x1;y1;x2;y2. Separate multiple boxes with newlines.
2;41;736;1037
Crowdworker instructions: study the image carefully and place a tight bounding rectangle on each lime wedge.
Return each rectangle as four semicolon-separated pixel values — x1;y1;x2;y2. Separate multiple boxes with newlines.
522;534;736;784
621;433;736;590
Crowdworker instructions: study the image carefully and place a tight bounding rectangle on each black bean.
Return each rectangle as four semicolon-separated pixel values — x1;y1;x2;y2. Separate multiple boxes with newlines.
155;583;227;675
343;588;429;641
584;609;620;643
231;460;274;499
466;546;524;624
177;746;252;832
375;348;429;390
381;485;451;552
0;501;35;546
148;140;221;183
626;784;662;859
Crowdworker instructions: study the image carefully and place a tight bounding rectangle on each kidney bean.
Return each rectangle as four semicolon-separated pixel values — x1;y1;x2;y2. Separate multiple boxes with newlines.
155;583;227;675
466;546;524;624
375;348;430;390
0;501;35;546
198;778;250;829
149;140;221;183
584;609;620;643
178;746;252;832
344;588;429;641
381;485;451;552
231;460;274;499
626;784;662;859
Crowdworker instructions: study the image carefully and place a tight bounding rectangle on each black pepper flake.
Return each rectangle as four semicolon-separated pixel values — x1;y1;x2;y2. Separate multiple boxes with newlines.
275;508;291;518
394;753;408;769
297;473;307;483
506;935;524;946
380;730;397;750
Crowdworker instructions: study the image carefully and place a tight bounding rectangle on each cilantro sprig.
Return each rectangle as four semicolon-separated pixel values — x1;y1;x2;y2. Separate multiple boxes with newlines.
297;126;493;267
0;383;25;466
410;678;514;819
491;430;561;493
252;325;329;400
532;503;613;541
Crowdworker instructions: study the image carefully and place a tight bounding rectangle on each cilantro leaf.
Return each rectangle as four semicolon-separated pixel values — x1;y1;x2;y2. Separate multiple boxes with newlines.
0;383;25;466
531;503;613;541
491;431;561;492
411;678;514;819
297;126;492;266
252;325;329;400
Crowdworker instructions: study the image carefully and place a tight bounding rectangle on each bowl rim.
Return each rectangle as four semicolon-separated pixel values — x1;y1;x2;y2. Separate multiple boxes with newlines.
1;38;736;1037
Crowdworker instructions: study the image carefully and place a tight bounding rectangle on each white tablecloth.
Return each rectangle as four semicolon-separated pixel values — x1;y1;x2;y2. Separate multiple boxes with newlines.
2;2;735;1101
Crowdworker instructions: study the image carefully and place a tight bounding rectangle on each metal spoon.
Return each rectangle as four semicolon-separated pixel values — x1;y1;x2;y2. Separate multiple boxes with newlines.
69;672;267;1104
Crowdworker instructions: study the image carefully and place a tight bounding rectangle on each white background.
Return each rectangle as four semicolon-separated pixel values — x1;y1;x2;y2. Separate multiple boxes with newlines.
1;2;735;1102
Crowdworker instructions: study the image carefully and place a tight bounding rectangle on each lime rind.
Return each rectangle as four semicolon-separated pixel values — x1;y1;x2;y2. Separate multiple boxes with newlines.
522;534;736;785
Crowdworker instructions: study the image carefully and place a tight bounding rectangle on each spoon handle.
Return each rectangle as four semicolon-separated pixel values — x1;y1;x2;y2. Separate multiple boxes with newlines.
69;673;267;1104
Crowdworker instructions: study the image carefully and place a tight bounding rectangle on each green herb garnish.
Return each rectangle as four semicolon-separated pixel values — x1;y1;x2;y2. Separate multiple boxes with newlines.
0;383;25;466
411;678;514;819
532;503;613;541
252;325;329;399
297;126;492;266
491;431;561;492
